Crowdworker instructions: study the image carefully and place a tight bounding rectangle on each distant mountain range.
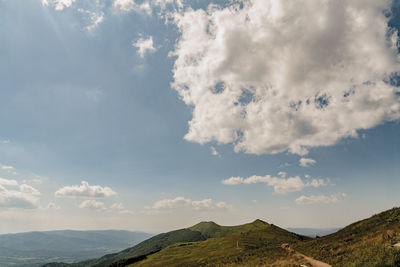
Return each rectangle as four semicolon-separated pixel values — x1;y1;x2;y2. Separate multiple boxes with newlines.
286;227;340;237
0;230;153;266
43;207;400;266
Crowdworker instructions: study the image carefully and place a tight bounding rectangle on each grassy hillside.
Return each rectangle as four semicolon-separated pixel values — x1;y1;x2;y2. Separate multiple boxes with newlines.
74;228;208;267
54;219;309;267
293;207;400;267
131;221;309;267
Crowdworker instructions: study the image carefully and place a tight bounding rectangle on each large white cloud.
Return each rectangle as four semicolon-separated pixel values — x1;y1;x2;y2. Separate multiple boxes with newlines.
55;181;116;198
171;0;400;155
222;174;331;194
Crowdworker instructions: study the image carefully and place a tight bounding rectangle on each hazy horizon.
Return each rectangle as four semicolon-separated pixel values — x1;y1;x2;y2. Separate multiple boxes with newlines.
0;0;399;235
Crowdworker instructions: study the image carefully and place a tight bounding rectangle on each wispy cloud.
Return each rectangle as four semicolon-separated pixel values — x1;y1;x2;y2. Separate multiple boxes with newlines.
295;193;347;205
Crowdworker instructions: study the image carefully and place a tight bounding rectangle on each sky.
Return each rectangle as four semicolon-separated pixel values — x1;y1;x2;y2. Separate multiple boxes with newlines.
0;0;400;234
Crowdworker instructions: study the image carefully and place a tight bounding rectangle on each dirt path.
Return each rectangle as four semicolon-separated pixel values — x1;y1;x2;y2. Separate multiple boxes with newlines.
281;244;332;267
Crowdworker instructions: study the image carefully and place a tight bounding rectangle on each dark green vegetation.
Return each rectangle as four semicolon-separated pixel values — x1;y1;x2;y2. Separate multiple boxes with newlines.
43;207;400;266
0;230;152;266
294;207;400;267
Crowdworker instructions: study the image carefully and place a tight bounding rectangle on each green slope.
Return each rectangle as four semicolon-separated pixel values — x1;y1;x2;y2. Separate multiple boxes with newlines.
294;207;400;267
74;228;206;267
131;221;309;266
58;219;308;267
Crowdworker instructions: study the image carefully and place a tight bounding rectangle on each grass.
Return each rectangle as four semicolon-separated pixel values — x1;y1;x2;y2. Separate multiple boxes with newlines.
293;207;400;267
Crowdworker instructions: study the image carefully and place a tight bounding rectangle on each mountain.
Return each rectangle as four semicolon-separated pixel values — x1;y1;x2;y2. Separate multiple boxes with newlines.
293;207;400;266
0;230;153;267
132;220;310;267
43;207;400;266
54;219;309;267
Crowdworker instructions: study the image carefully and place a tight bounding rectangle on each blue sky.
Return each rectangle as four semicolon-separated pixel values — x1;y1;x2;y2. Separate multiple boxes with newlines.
0;0;400;234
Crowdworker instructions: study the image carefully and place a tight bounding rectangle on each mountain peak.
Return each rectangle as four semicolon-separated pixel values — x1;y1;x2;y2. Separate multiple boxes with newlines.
252;219;268;225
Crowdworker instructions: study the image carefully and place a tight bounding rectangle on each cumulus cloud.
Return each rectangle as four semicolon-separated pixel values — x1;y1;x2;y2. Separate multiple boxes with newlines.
171;0;400;155
79;199;106;210
299;157;316;167
0;185;40;209
145;196;231;212
133;36;157;57
0;177;18;187
55;181;116;198
19;184;41;196
113;0;152;14
42;0;76;10
222;173;331;194
295;193;347;205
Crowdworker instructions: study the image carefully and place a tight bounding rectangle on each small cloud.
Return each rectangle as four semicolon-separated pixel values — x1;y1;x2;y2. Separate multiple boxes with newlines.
0;164;14;170
295;193;346;205
222;174;305;194
19;184;41;196
55;181;117;198
77;9;104;32
278;171;287;178
307;178;333;188
110;202;124;210
46;202;60;210
79;199;106;211
279;162;291;168
299;158;316;167
210;146;220;157
133;36;157;58
42;0;76;11
144;196;232;214
113;0;152;15
0;177;18;187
